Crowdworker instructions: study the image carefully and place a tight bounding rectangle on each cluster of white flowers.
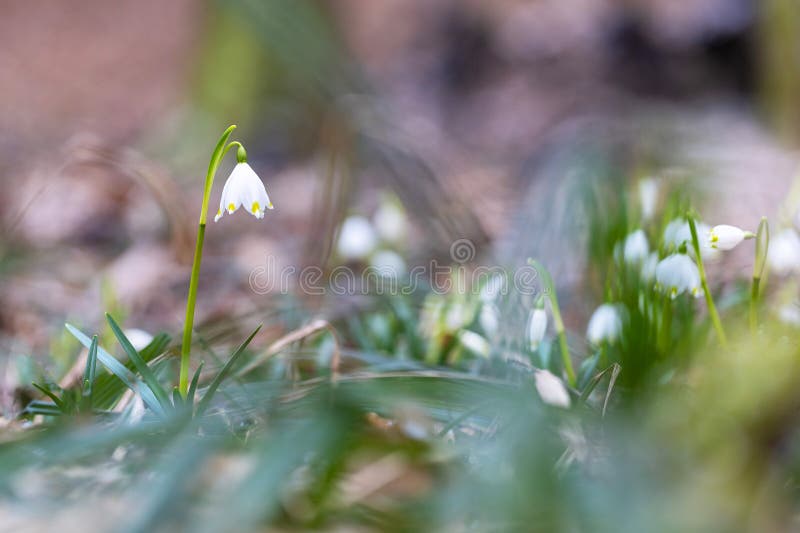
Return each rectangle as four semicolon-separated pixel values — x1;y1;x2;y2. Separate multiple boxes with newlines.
335;196;409;276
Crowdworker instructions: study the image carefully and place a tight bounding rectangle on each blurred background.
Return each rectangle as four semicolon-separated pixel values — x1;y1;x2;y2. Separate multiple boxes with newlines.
1;0;799;373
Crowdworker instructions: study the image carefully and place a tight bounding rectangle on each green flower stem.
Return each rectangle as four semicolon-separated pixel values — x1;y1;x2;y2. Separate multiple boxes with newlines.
687;216;728;348
180;125;237;396
528;259;576;387
750;217;769;333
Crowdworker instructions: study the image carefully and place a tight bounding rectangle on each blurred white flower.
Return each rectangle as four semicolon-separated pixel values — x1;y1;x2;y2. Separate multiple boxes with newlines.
479;275;506;302
373;200;407;244
655;254;701;298
214;163;273;222
641;252;660;281
369;250;406;276
480;303;500;336
663;219;718;260
337;216;378;261
708;224;752;250
458;330;491;358
445;303;471;331
623;229;649;264
639;178;659;221
768;229;800;275
534;370;571;408
587;304;622;344
124;328;153;351
527;308;548;350
778;304;800;327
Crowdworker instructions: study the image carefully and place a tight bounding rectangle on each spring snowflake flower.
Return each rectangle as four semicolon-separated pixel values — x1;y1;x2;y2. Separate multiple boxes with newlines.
214;163;273;222
373;199;407;244
586;304;622;344
663;219;718;260
534;370;571;408
337;216;378;261
458;330;491;358
527;308;548;350
768;229;800;275
623;229;649;264
708;224;753;250
656;254;701;298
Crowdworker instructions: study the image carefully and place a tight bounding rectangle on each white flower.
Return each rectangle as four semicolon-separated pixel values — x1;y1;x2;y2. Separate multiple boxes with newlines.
527;308;547;350
641;252;659;281
586;303;623;344
458;330;491;358
337;216;378;261
479;275;506;302
534;370;571;408
778;304;800;327
663;219;718;260
214;163;273;222
369;250;406;276
623;229;649;264
655;254;701;298
708;224;751;250
768;229;800;275
373;199;407;244
480;303;500;336
124;328;153;351
639;178;659;221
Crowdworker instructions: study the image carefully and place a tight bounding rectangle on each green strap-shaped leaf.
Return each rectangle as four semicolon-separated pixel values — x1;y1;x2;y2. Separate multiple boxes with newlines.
65;323;165;416
196;325;261;417
106;314;171;410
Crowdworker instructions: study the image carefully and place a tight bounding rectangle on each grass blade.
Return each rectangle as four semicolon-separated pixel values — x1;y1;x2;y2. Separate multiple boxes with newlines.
81;335;99;411
105;313;171;410
32;384;66;413
196;325;261;417
65;323;165;416
187;362;204;406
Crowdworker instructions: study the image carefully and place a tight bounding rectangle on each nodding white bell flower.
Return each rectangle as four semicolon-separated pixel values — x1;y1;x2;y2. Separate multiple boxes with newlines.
768;229;800;275
623;229;649;264
586;303;623;345
663;219;718;260
534;370;571;408
639;178;659;221
708;224;754;250
337;216;378;261
458;330;491;358
527;308;548;350
655;254;701;299
214;163;273;222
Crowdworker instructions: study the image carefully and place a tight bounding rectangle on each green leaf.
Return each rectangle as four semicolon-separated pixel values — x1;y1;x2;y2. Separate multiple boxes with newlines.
196;325;261;417
32;383;66;413
187;362;204;406
65;323;165;416
80;335;99;412
106;314;171;410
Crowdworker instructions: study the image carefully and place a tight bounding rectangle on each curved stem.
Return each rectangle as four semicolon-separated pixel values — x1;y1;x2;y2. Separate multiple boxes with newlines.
180;125;237;396
687;215;728;348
